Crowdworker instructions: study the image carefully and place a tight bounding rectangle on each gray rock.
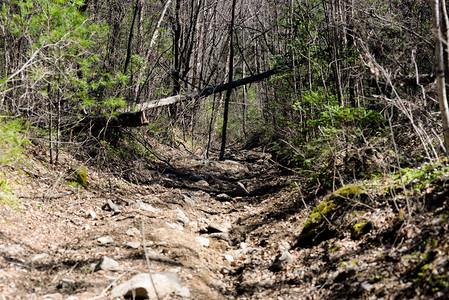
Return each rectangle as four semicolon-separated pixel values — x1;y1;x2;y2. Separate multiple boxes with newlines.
126;227;141;237
181;193;195;204
269;251;294;272
207;222;229;233
196;236;210;247
175;209;190;224
135;201;159;213
175;286;191;298
195;180;210;188
232;182;249;197
87;209;97;219
224;254;234;262
102;199;120;213
210;232;231;243
97;236;113;245
361;281;374;292
110;272;187;299
94;256;120;271
59;278;76;293
126;241;141;249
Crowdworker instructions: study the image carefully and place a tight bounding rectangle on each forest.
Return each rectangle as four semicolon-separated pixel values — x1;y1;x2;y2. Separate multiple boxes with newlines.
2;0;449;299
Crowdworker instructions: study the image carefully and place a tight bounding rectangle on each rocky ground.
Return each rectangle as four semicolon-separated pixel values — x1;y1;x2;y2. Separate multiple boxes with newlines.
1;142;449;299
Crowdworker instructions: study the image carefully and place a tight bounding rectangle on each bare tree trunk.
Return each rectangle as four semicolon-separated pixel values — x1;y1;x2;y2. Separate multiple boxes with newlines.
134;0;173;103
219;0;237;161
432;0;449;155
124;0;140;75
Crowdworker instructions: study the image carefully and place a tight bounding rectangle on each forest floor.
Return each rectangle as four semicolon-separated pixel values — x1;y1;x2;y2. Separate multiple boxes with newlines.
1;141;449;299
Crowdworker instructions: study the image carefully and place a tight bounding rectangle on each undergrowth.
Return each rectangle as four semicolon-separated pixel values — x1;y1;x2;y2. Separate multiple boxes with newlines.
0;118;30;164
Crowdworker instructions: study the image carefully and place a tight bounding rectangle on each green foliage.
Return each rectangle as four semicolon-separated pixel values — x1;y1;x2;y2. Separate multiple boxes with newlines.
0;175;19;209
0;0;118;118
273;89;386;184
397;161;449;193
0;118;30;164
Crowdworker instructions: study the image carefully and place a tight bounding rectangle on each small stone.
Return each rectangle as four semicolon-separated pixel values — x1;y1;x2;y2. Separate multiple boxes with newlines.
166;222;184;230
87;210;97;219
126;241;141;249
109;199;121;213
97;236;113;245
175;209;190;224
210;232;231;243
126;227;141;237
240;242;249;249
269;251;294;272
59;278;76;291
175;286;191;298
196;236;210;247
31;253;49;263
181;193;195;204
232;182;249;197
110;273;183;299
196;180;210;188
361;281;374;292
94;256;120;271
207;222;229;233
146;250;160;259
136;201;159;213
224;254;234;262
101;199;121;214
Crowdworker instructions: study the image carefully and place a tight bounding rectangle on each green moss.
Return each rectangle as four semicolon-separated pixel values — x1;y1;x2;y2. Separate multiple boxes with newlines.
351;221;371;239
303;199;337;230
326;185;364;202
70;165;88;188
353;222;368;233
296;185;368;247
303;185;364;230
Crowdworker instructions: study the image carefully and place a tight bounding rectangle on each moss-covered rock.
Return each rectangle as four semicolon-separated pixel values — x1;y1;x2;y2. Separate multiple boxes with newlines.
295;185;366;248
70;165;88;188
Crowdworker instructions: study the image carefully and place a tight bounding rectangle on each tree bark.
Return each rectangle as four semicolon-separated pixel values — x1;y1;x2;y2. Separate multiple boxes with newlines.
123;68;280;113
432;0;449;155
219;0;237;161
123;0;140;74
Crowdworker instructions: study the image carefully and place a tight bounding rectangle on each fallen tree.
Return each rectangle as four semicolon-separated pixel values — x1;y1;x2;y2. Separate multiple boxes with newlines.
95;68;282;128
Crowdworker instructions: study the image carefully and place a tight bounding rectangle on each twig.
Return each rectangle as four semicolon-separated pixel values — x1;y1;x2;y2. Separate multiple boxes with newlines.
387;109;412;221
124;129;176;170
294;182;311;214
141;218;160;300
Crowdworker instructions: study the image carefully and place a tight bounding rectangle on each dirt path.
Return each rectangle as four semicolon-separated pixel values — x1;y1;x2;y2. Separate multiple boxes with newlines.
3;146;449;299
0;146;297;299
